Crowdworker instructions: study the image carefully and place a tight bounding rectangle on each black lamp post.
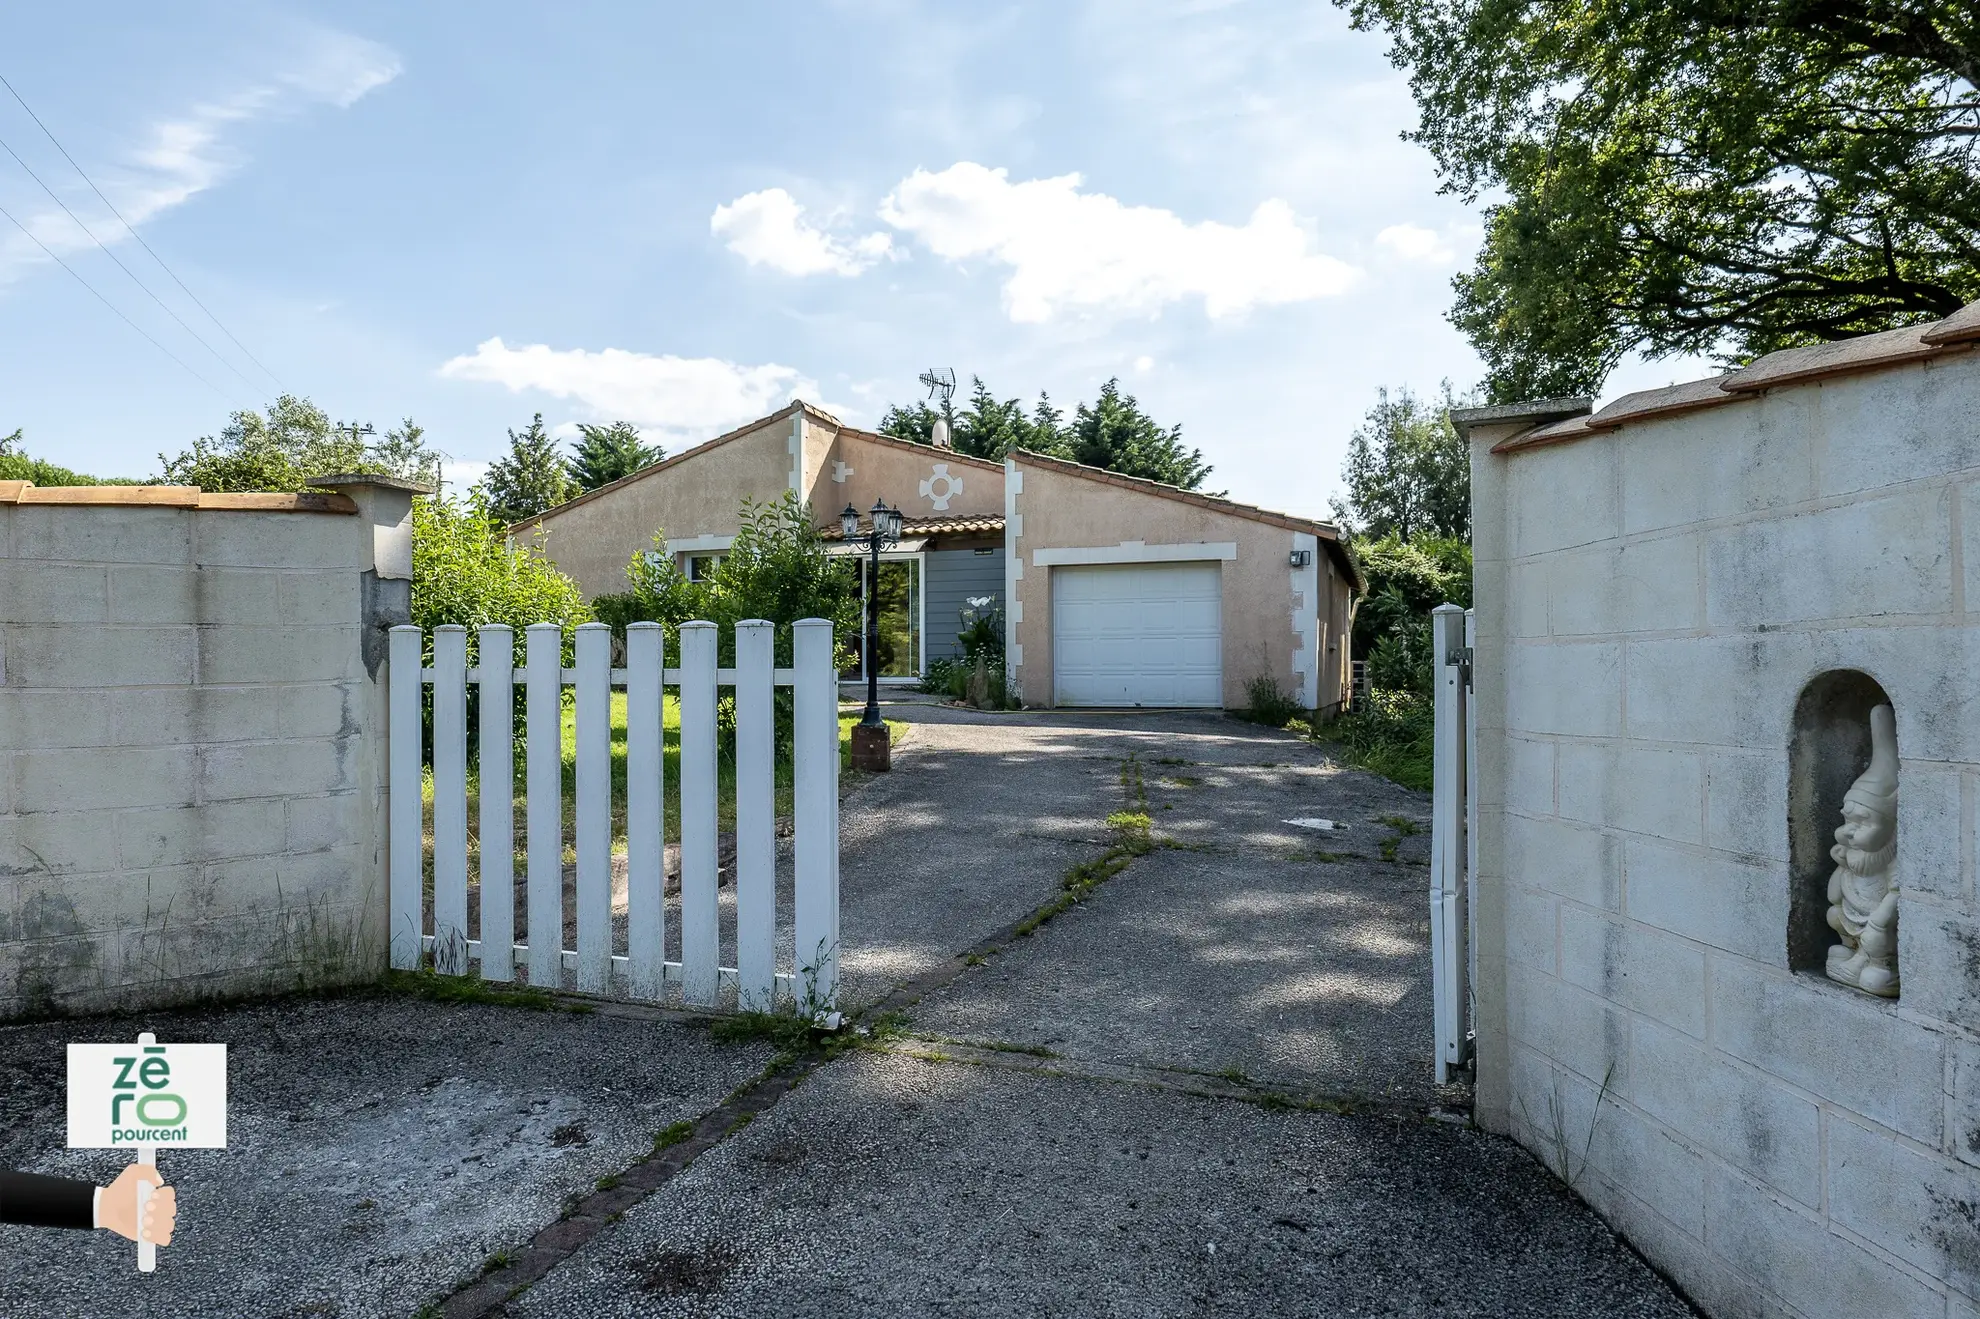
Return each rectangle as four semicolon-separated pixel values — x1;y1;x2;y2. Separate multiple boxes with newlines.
841;497;903;770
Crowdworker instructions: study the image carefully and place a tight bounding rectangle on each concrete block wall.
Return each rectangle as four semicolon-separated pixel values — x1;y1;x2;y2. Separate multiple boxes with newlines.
0;480;413;1018
1470;354;1980;1319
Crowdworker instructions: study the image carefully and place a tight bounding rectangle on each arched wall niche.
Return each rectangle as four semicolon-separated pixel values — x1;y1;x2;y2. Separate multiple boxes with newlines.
1786;669;1895;974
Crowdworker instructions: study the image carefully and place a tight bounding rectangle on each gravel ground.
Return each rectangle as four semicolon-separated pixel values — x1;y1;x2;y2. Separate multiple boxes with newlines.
0;994;774;1319
507;1049;1694;1319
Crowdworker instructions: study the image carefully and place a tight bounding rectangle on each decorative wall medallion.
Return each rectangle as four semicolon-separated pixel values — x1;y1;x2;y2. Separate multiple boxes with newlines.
1826;702;1901;998
832;460;853;484
919;463;961;511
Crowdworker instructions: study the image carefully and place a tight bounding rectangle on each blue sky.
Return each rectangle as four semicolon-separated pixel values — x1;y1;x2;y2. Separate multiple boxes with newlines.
0;1;1694;518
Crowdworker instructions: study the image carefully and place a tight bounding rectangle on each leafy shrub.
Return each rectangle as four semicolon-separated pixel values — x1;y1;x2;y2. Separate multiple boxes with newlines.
1324;688;1435;791
1238;674;1305;727
1366;622;1434;695
411;493;591;645
1351;532;1471;696
924;653;1016;709
957;595;1002;662
608;492;860;668
0;430;136;486
411;492;590;760
157;396;440;491
916;596;1017;709
599;494;862;751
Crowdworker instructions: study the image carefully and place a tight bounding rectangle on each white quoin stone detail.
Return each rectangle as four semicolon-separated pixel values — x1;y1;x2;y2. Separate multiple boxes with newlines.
1290;531;1319;708
832;460;853;484
920;463;962;511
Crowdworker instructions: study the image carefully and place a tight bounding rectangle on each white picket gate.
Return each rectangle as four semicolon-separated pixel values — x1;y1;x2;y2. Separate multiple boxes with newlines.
1428;603;1476;1082
387;618;840;1013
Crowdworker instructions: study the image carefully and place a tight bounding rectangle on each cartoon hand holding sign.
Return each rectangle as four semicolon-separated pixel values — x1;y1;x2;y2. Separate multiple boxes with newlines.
64;1031;226;1271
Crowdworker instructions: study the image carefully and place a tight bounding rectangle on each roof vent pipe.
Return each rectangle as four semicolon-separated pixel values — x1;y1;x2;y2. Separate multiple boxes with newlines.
931;417;952;449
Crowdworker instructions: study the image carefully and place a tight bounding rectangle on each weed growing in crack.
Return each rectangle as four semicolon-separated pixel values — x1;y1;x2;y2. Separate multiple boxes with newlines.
654;1121;695;1152
383;967;564;1012
1016;757;1161;937
710;1009;819;1052
1517;1063;1615;1189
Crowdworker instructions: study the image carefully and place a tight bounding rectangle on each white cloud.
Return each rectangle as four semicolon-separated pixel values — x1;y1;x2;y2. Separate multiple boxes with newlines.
1375;223;1457;264
877;162;1356;322
710;188;893;277
1133;355;1154;374
438;337;818;440
439;458;491;495
0;29;401;283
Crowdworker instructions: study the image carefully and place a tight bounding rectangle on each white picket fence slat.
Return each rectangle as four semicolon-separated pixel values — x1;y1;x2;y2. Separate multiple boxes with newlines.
478;624;515;982
678;622;720;1006
387;616;839;1012
733;620;776;1012
388;627;424;969
793;618;840;1012
624;623;664;998
525;623;564;990
432;625;469;974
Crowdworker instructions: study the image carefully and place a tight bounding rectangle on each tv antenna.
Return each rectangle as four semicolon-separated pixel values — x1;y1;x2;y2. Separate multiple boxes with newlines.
918;367;956;407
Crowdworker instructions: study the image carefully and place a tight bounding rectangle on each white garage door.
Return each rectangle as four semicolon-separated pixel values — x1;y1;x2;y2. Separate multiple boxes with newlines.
1052;562;1223;707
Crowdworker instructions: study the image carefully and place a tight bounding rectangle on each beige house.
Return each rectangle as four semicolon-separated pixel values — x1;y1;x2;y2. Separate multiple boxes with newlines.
519;400;1359;712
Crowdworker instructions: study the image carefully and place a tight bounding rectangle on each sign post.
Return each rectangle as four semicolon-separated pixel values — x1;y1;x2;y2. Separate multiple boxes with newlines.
67;1032;227;1272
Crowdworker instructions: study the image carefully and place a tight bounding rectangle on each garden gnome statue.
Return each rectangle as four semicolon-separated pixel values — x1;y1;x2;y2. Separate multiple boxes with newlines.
1826;703;1900;997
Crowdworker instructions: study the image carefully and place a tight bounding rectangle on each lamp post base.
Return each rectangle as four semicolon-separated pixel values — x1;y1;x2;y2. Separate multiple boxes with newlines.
851;721;892;772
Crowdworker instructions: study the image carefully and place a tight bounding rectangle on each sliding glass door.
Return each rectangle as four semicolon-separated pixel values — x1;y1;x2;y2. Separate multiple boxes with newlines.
843;556;922;681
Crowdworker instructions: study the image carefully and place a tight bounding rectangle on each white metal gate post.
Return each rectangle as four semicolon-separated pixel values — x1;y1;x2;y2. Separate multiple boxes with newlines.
1464;607;1479;1031
387;625;424;970
793;618;840;1015
1429;603;1472;1082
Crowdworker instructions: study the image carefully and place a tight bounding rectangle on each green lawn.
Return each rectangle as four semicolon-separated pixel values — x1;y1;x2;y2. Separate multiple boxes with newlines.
425;693;901;879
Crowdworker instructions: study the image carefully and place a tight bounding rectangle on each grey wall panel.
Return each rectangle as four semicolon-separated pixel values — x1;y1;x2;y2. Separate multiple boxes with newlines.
924;547;1006;662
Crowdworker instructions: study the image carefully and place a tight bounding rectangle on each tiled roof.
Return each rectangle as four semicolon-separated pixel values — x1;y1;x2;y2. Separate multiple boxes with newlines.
819;513;1004;539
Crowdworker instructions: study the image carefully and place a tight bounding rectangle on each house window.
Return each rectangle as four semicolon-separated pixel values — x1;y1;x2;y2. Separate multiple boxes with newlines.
683;553;723;582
